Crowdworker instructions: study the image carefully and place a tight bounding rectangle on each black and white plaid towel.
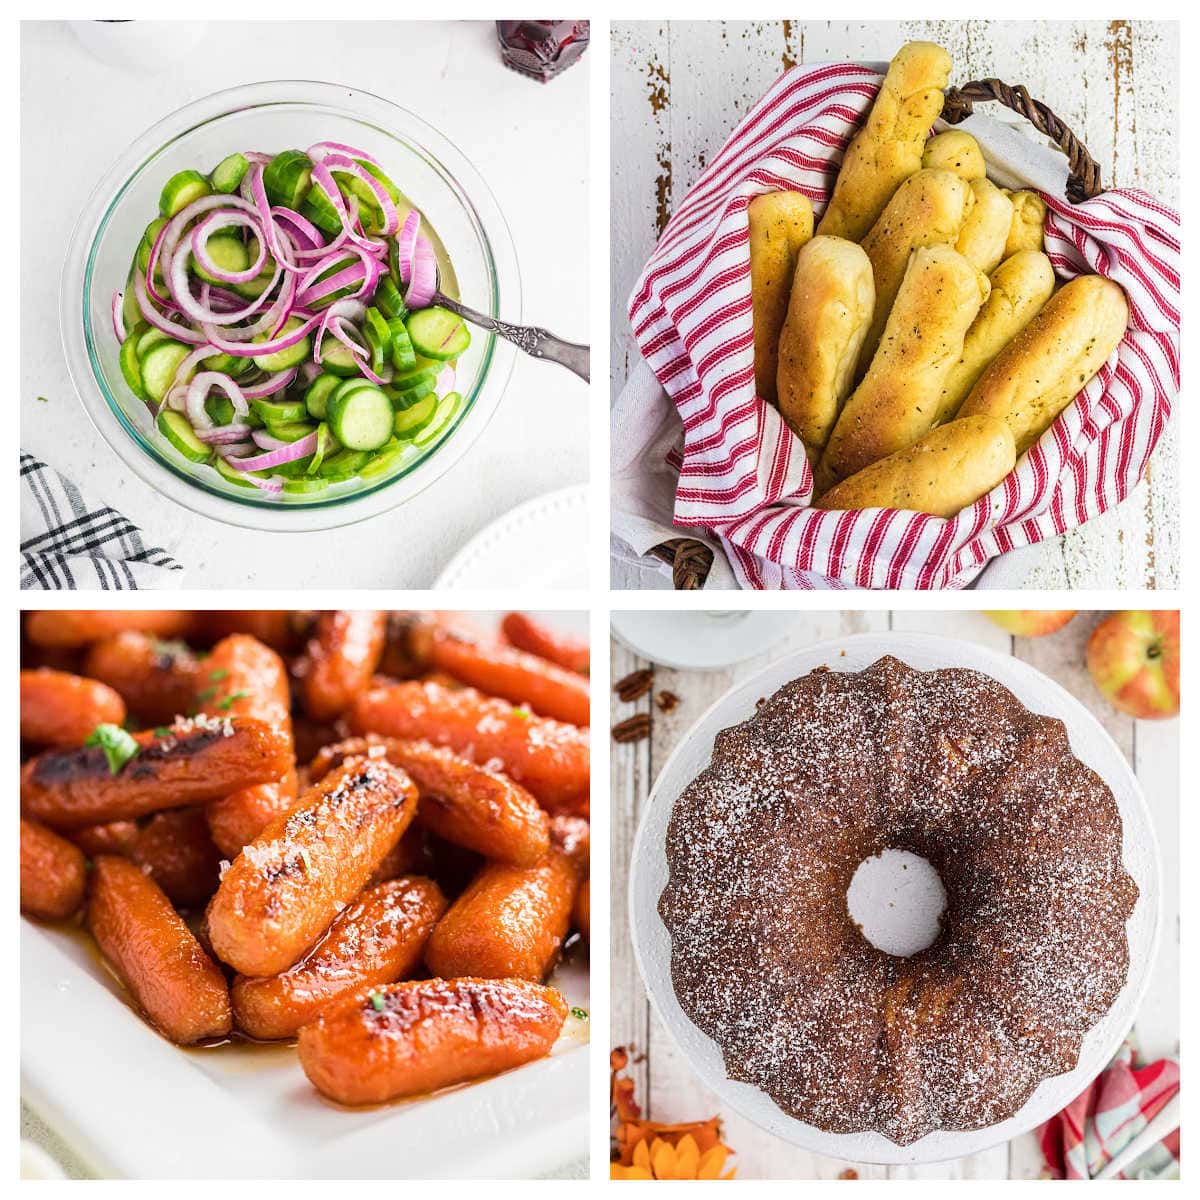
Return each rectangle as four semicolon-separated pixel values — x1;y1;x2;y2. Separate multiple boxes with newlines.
21;451;183;590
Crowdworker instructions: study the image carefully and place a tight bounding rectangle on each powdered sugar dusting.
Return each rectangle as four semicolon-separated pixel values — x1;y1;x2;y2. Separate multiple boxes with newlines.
658;656;1138;1145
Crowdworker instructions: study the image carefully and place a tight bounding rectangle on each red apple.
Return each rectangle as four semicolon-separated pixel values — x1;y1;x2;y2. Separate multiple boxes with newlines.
1087;611;1180;719
985;610;1076;637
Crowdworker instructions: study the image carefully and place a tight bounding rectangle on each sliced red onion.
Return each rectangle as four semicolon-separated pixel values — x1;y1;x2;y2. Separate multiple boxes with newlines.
406;236;437;310
309;162;381;256
248;164;302;275
298;361;322;385
226;431;318;471
191;211;267;284
271;205;324;252
133;270;206;344
308;141;379;166
243;151;272;166
240;367;298;399
185;372;250;431
169;245;282;327
216;440;255;457
322;154;399;236
112;292;126;343
436;364;456;396
250;430;291;450
197;423;253;445
158;342;224;415
200;309;320;358
395;211;420;285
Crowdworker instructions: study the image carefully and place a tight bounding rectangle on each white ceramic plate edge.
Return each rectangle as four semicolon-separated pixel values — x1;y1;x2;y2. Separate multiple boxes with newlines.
629;632;1162;1166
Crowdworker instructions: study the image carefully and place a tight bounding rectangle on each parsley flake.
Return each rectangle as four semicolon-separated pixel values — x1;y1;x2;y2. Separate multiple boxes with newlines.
216;690;248;711
85;724;140;775
570;1006;589;1021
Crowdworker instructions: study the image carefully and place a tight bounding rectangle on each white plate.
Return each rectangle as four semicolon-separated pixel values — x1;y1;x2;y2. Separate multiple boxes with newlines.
611;611;800;670
21;611;590;1179
629;632;1162;1166
435;485;589;590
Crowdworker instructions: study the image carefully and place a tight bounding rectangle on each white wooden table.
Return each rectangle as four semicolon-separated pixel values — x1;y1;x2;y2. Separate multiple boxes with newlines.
21;20;588;589
609;611;1179;1179
610;20;1178;591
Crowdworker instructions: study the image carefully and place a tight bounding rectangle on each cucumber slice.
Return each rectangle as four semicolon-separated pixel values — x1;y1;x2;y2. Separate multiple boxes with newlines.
206;394;235;427
303;373;341;420
263;151;313;209
264;421;317;443
374;275;407;321
308;423;335;474
363;307;390;377
387;317;417;373
250;317;310;372
135;218;168;283
157;411;211;463
136;325;171;359
317;338;361;377
201;351;241;374
392;353;441;383
406;307;470;361
282;476;331;495
392;393;438;436
192;234;250;284
318;449;372;479
160;169;211;217
211;152;250;195
119;336;148;401
301;186;343;237
139;341;192;404
251;397;308;425
359;439;407;480
412;392;461;447
389;375;437;410
121;279;142;335
274;455;315;478
214;454;261;489
327;384;393;451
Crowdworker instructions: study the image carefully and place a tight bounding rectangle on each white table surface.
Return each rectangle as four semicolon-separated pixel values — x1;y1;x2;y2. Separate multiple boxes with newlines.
610;20;1179;591
20;20;589;589
610;610;1179;1179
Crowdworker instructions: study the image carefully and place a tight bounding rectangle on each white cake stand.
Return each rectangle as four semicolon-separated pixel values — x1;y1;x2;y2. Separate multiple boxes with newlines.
628;632;1162;1166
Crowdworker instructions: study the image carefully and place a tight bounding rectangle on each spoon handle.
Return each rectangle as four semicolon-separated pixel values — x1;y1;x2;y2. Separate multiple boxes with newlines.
434;295;590;382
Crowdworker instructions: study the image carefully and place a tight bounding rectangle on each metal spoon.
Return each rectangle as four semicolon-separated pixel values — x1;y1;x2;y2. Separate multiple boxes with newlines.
433;266;590;382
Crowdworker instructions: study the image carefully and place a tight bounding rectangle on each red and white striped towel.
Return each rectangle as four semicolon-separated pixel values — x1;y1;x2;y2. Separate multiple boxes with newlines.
627;63;1180;590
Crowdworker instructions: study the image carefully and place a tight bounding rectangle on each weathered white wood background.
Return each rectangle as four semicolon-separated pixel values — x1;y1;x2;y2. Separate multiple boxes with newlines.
610;611;1179;1179
610;21;1179;591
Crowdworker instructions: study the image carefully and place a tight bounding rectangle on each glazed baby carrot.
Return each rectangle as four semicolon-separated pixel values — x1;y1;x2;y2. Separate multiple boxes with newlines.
131;808;222;909
298;610;387;720
349;680;590;814
207;757;418;977
196;635;297;857
20;669;126;748
200;611;307;654
25;610;197;649
501;611;590;675
427;629;591;726
231;876;446;1040
309;736;551;866
368;825;432;884
21;716;293;830
297;977;569;1105
87;855;232;1044
20;817;86;920
424;816;589;981
83;632;202;725
69;820;140;858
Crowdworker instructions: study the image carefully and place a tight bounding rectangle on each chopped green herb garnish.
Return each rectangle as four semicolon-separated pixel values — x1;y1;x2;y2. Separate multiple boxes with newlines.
369;991;386;1012
36;396;49;403
194;685;217;704
85;723;140;774
209;668;229;682
512;706;531;720
152;727;172;739
216;690;248;711
570;1006;589;1021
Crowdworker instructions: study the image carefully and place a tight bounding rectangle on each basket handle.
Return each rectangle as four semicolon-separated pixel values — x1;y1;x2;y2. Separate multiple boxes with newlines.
648;538;714;590
941;78;1102;203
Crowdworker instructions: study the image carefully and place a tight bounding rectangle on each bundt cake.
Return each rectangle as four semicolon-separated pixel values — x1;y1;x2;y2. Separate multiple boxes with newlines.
658;655;1138;1146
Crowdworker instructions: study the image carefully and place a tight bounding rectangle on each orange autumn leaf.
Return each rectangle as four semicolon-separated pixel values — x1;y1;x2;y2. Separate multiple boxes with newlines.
610;1045;736;1180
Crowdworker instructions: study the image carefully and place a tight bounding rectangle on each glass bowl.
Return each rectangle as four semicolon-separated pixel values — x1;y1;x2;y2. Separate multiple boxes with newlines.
61;80;519;532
